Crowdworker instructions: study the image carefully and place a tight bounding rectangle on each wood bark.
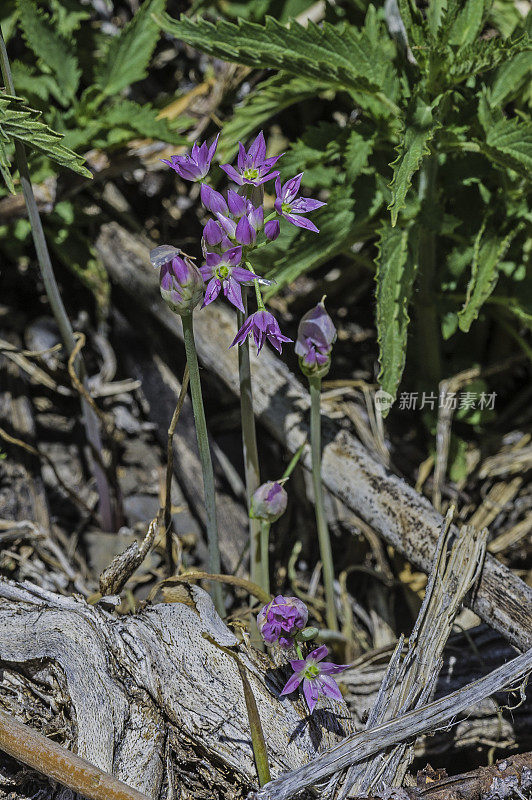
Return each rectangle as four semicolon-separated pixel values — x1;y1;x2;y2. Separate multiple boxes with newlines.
97;222;532;652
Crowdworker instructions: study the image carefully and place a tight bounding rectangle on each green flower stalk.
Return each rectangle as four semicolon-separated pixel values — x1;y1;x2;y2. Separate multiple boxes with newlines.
152;247;223;614
296;300;338;631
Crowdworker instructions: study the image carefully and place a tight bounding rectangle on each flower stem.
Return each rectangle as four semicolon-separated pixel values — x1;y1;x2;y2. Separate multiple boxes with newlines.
253;279;265;310
259;520;270;595
164;364;190;575
181;312;223;615
416;151;441;388
236;293;263;593
0;30;116;532
308;375;338;631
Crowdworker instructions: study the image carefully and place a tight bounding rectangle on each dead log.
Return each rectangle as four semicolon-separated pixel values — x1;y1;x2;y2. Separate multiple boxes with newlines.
0;579;351;798
96;222;532;652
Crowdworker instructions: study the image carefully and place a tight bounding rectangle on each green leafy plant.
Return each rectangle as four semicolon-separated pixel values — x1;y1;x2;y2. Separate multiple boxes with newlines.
158;0;531;413
0;0;190;312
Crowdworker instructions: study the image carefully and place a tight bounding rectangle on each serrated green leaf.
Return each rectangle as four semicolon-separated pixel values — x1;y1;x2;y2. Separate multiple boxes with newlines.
0;93;91;180
95;0;165;97
17;0;80;103
10;60;57;102
0;135;15;193
449;0;486;47
448;35;528;84
344;128;374;182
375;223;417;412
48;0;90;37
397;0;426;48
260;196;356;298
388;98;439;226
427;0;448;38
481;112;532;177
100;100;186;145
458;225;522;332
490;50;532;107
280;122;346;189
157;13;399;116
219;73;325;162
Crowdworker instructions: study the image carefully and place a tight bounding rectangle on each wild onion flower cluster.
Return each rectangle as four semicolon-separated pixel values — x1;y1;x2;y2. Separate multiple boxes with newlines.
257;596;347;713
158;131;325;353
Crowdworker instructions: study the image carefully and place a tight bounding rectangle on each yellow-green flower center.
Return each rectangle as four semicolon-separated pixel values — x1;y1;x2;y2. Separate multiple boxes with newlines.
217;265;230;279
244;167;259;181
303;662;320;679
281;202;292;214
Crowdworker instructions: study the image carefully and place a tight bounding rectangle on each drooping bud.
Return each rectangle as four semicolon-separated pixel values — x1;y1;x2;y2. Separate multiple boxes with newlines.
295;299;337;378
257;595;309;649
159;255;204;315
250;480;287;522
264;219;280;241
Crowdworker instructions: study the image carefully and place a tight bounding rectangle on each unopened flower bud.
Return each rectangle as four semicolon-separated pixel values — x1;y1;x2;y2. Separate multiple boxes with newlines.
264;219;280;241
257;595;308;648
160;255;204;315
250;480;287;522
203;219;223;247
295;299;337;377
200;183;228;216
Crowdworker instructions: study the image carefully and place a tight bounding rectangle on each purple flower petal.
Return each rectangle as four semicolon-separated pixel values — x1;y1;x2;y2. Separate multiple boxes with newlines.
283;173;304;203
220;164;244;185
319;676;343;702
285;214;320;233
302;678;319;713
308;645;329;662
231;266;258;282
235;216;255;245
202;277;221;307
199;265;213;280
224;246;242;267
264;219;280;241
237;142;247;171
319;661;349;675
224;277;244;312
248;131;266;164
203;219;223;246
291;197;327;213
208;132;220;162
205;251;222;268
280;671;304;696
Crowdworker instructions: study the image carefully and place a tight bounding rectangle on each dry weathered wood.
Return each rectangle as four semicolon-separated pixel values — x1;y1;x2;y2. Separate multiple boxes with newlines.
346;752;532;800
0;579;351;797
97;223;532;652
338;515;488;797
251;647;532;800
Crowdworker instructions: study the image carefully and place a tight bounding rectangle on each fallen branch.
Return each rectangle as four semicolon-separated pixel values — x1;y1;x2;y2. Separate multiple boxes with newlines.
0;709;151;800
251;647;532;800
97;222;532;652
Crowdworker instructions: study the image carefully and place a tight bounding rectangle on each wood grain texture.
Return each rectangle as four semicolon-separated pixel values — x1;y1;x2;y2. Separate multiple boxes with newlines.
97;222;532;652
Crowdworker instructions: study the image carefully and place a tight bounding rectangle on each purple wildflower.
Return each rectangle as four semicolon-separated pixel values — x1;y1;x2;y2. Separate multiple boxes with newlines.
280;645;347;713
257;596;308;649
295;300;337;370
231;309;292;355
200;247;257;313
159;255;204;315
221;131;282;187
274;173;326;233
202;219;223;247
251;481;287;523
163;134;219;182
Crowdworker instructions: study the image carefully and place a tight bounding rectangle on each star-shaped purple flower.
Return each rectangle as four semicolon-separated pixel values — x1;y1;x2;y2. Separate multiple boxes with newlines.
280;645;347;713
274;173;326;233
221;131;282;187
162;134;219;182
200;246;257;313
231;309;292;355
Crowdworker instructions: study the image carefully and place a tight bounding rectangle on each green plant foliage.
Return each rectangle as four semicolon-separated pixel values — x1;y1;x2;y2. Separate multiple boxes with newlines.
375;223;417;411
17;0;81;103
157;12;399;114
95;0;166;97
0;92;92;190
388;97;439;226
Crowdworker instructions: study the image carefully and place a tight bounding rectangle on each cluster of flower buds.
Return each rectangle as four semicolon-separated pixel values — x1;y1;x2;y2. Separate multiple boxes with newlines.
257;596;348;712
155;131;326;355
257;595;309;649
295;298;337;377
250;480;288;523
